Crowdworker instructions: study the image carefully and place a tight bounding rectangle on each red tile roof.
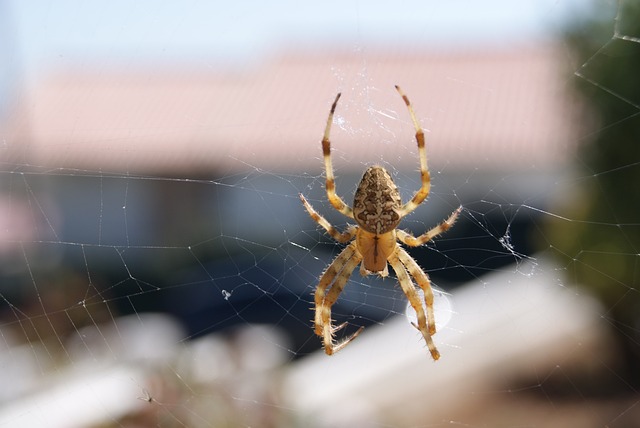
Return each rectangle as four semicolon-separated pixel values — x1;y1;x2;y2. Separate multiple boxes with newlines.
1;45;582;174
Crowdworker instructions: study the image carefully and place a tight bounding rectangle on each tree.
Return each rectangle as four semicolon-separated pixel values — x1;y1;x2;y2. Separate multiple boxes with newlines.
547;0;640;386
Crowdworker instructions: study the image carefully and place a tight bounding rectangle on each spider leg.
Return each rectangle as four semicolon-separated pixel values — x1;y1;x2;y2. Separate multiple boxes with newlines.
395;85;431;218
397;206;463;247
314;242;364;355
299;194;357;243
313;244;356;336
322;93;354;219
389;252;440;360
397;247;438;336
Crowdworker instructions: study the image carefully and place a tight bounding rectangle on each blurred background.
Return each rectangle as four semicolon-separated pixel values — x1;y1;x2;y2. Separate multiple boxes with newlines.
0;0;639;426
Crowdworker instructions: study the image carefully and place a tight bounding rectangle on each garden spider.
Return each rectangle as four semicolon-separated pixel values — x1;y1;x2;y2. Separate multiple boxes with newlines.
300;85;462;360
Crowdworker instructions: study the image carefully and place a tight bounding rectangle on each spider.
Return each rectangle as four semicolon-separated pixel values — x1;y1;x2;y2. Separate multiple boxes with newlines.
300;85;462;360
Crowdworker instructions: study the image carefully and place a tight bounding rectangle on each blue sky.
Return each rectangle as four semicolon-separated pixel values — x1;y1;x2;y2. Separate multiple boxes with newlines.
5;0;587;67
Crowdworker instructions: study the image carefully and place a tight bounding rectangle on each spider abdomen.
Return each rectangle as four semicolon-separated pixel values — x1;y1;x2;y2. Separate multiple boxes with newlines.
353;166;402;234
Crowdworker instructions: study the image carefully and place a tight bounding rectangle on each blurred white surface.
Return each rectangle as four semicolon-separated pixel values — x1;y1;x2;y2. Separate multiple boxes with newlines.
0;259;611;427
282;257;609;425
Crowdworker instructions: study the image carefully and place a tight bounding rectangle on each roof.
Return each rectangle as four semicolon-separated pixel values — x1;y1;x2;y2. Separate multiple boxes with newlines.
1;45;582;175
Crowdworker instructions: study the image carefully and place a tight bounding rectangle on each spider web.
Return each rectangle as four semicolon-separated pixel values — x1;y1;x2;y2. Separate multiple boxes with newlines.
1;0;639;427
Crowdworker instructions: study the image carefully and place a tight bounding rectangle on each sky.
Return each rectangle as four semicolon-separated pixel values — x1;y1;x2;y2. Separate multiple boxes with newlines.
5;0;588;66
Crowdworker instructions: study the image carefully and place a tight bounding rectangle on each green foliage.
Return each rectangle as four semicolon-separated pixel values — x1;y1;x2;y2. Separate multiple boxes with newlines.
547;0;640;379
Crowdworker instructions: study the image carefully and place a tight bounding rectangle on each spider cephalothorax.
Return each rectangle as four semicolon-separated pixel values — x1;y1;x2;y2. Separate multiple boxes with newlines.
300;86;462;360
